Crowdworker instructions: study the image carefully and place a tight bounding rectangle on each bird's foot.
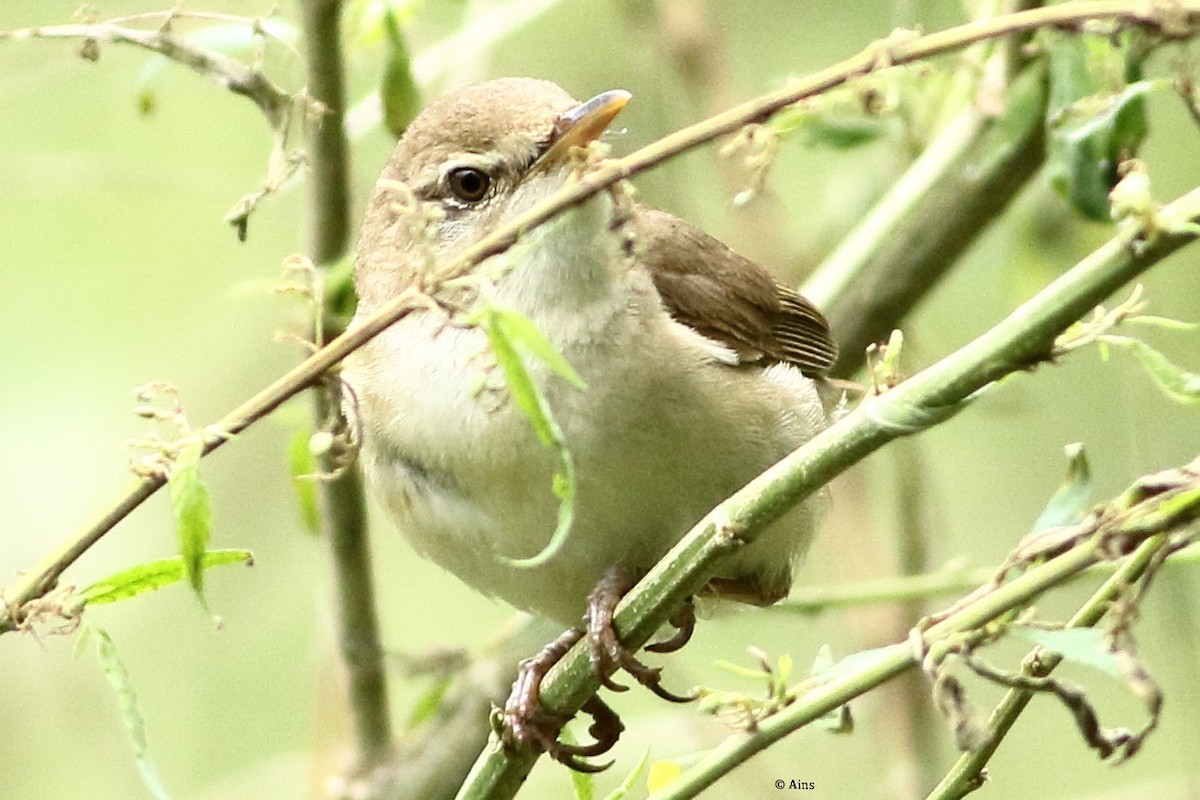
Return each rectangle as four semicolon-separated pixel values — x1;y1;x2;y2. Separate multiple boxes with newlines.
585;567;696;703
499;627;624;772
497;568;695;772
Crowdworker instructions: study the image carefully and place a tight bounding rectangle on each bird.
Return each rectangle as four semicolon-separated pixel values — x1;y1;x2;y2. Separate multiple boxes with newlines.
343;77;837;770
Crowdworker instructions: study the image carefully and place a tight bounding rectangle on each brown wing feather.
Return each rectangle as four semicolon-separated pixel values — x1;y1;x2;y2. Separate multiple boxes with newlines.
632;209;838;377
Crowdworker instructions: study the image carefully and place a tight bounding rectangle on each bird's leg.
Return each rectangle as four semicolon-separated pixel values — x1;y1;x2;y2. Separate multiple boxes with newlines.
499;568;696;772
499;627;625;772
586;566;695;703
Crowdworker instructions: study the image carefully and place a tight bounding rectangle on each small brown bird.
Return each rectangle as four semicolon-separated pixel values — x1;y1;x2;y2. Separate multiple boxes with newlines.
345;78;836;769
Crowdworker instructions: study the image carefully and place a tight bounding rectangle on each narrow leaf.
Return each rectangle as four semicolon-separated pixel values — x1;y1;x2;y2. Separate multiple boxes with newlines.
1105;335;1200;405
168;439;213;602
810;643;910;683
404;675;453;730
471;303;584;568
796;114;886;149
492;307;587;390
351;0;421;45
94;627;173;800
1014;627;1120;677
712;659;771;681
287;426;321;535
381;3;422;137
80;550;254;607
559;726;594;800
1126;315;1199;332
1046;81;1153;221
1045;29;1155;220
478;307;555;446
810;645;853;733
1031;443;1092;533
602;748;650;800
1047;35;1095;117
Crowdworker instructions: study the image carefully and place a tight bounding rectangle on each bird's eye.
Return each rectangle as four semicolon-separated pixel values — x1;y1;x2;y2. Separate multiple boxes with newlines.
447;167;491;203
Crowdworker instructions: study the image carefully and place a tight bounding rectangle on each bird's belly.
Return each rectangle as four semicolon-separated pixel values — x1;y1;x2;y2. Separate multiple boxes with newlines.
348;312;824;625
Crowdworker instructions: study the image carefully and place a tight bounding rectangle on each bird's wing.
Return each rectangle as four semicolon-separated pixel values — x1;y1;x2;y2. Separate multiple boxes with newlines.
632;209;838;377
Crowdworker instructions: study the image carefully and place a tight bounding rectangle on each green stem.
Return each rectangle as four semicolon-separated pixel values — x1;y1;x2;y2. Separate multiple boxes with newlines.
3;0;1199;641
806;62;1048;375
776;543;1200;613
454;184;1200;797
923;534;1172;800
300;0;393;775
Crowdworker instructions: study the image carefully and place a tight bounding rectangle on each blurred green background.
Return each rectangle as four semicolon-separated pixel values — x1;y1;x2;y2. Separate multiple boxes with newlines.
2;1;1199;798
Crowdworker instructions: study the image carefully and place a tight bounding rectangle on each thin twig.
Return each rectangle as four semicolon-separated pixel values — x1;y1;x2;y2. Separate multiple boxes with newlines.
2;0;1198;635
455;182;1200;796
643;465;1200;800
777;543;1200;614
0;21;293;128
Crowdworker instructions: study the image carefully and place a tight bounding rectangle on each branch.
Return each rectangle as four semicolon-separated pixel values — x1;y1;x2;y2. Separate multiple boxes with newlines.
0;19;293;129
302;0;351;265
776;543;1200;614
806;61;1047;375
298;0;394;784
648;454;1200;800
454;180;1200;796
2;0;1198;637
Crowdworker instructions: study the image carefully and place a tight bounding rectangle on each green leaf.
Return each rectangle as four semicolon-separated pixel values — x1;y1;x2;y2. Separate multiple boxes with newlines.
80;550;254;606
1031;443;1092;533
602;748;650;800
1127;315;1200;333
809;645;853;733
288;426;321;535
350;0;422;45
168;439;213;603
1047;35;1095;118
1014;626;1119;677
713;659;771;682
810;643;910;683
381;3;422;137
1046;81;1153;221
769;83;887;151
404;675;453;729
93;626;173;800
469;302;584;568
477;307;555;446
1044;29;1159;220
559;726;594;800
1104;335;1200;405
492;307;587;390
798;115;886;150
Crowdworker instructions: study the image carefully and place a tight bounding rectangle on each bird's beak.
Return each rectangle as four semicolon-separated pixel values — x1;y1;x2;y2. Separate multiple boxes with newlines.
538;89;631;169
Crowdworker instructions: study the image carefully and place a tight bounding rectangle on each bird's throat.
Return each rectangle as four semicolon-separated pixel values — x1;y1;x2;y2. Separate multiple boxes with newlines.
489;187;627;322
